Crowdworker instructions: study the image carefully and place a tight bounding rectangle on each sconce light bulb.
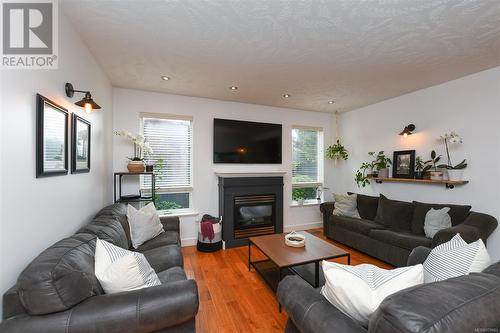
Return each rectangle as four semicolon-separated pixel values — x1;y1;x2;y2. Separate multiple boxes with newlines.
403;132;408;139
84;103;93;114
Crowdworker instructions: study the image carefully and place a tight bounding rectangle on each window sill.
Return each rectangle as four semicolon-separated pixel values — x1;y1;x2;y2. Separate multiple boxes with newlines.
159;210;199;218
289;201;322;207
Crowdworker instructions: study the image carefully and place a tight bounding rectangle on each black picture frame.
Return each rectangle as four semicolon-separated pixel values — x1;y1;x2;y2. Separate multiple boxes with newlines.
392;150;415;179
71;113;91;173
36;94;69;178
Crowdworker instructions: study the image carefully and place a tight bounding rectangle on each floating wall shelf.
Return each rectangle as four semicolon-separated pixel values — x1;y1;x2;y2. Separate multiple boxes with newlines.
370;177;469;189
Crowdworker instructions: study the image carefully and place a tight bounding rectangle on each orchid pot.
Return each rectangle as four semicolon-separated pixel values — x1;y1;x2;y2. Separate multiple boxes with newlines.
127;160;145;173
447;169;464;181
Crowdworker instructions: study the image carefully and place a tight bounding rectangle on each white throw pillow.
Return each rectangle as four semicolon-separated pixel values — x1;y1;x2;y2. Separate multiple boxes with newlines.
423;233;491;283
127;203;164;249
94;238;161;294
332;193;361;219
424;207;452;238
321;261;423;326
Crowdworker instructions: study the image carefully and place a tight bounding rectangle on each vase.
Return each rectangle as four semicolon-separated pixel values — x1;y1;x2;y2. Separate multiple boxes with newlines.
430;170;444;181
447;169;463;181
378;168;389;178
127;161;145;173
297;198;305;205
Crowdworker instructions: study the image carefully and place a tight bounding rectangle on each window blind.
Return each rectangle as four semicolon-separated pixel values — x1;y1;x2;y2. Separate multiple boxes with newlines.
142;117;192;189
292;127;322;184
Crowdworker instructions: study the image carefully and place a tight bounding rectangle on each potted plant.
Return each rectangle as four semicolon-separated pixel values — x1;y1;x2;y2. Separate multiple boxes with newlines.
437;131;467;181
369;151;392;178
292;188;307;205
114;130;153;172
424;150;443;180
414;156;426;179
326;140;348;161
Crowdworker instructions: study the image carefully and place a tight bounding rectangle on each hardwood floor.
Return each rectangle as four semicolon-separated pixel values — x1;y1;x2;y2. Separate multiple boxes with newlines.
182;228;393;333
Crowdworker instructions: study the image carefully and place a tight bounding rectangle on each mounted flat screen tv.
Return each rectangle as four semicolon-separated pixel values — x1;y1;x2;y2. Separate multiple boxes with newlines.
213;118;282;164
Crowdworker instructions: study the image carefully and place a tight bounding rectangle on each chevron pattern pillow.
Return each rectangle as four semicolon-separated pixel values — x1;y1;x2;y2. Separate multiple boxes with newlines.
94;238;161;294
321;261;423;325
423;233;491;283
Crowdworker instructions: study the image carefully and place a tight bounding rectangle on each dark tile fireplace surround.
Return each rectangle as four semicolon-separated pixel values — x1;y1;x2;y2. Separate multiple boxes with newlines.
218;176;283;248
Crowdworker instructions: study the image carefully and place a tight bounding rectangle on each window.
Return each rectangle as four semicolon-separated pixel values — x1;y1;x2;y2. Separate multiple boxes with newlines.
141;114;193;211
292;126;323;203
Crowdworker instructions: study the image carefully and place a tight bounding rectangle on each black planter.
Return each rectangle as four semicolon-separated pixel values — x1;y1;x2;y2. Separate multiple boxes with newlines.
414;171;424;179
145;165;154;172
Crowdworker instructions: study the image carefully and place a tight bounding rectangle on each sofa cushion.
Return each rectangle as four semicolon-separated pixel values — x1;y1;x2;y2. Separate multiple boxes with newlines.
93;203;132;248
136;231;180;252
331;215;385;235
374;194;415;232
411;201;471;235
348;192;379;220
483;261;500;277
16;234;102;315
140;244;184;272
369;273;500;333
369;229;431;250
333;193;360;218
78;216;129;249
157;266;187;283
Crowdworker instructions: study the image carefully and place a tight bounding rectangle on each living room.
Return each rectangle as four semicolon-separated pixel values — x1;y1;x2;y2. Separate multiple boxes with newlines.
1;1;500;332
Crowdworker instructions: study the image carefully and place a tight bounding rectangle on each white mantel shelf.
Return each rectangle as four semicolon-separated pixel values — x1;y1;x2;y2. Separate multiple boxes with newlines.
215;171;287;178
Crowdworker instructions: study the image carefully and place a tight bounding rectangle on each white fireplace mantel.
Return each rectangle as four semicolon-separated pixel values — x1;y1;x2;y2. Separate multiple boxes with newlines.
215;171;287;178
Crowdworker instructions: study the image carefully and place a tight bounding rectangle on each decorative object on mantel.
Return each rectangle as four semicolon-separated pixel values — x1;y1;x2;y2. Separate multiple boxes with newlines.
65;83;101;114
114;130;153;173
425;150;444;180
36;94;69;178
437;131;467;181
392;150;415;179
399;124;416;138
285;231;305;247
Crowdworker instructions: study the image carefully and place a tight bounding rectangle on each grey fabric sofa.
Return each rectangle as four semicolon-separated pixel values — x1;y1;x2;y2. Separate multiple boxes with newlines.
277;247;500;333
0;203;199;333
320;193;497;266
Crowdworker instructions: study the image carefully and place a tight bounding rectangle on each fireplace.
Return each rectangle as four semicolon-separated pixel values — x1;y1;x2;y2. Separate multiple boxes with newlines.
218;176;283;248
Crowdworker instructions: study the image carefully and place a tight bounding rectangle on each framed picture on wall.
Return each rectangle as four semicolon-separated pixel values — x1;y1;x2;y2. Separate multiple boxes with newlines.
71;114;91;173
392;150;415;179
36;94;69;178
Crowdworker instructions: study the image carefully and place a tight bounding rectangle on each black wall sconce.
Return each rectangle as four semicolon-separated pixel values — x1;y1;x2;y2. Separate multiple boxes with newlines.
65;82;101;114
399;124;415;138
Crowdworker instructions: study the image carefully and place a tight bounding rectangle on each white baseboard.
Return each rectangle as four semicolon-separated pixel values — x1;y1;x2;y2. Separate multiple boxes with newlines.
284;221;323;232
181;237;197;247
181;222;322;247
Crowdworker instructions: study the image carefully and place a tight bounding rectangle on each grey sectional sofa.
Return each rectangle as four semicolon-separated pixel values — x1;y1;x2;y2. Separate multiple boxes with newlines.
1;203;199;333
277;246;500;333
320;193;497;266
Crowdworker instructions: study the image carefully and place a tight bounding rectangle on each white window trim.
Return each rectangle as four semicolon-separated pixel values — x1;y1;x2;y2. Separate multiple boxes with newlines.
139;113;194;212
291;125;324;185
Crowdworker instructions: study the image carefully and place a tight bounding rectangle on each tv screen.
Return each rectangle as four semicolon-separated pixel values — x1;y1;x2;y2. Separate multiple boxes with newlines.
213;118;282;164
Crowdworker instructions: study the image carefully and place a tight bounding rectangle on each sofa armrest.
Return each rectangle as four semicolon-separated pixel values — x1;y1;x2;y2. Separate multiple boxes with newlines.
277;276;365;333
407;246;432;266
432;212;498;247
160;215;180;232
320;202;335;232
0;280;199;333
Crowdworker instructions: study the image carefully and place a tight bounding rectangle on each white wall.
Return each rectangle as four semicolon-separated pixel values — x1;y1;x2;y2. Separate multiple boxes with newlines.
333;66;500;260
113;88;335;245
0;13;113;312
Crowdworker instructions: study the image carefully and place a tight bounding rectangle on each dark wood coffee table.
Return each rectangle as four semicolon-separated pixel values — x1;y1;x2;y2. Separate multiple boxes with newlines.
248;232;350;293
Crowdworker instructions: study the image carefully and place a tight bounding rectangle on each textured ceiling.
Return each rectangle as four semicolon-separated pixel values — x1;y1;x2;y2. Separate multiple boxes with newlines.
61;0;500;113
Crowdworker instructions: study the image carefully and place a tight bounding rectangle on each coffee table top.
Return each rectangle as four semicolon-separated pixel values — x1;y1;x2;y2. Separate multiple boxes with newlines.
249;232;349;268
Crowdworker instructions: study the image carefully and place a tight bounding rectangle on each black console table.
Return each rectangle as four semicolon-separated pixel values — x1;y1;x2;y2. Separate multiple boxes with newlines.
113;172;156;204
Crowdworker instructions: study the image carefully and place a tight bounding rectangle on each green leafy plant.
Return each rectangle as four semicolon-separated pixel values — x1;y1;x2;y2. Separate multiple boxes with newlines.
438;159;467;170
355;162;372;187
326;140;349;161
369;151;392;171
152;159;182;210
292;188;309;201
415;156;425;172
424;150;441;171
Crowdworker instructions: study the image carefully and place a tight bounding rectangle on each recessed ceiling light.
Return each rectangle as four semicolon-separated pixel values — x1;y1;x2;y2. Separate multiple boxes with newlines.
161;76;170;81
328;100;335;104
283;94;291;98
229;86;238;90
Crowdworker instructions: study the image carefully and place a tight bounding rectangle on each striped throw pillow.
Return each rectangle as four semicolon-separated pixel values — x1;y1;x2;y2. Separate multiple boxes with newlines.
94;238;161;294
423;233;491;283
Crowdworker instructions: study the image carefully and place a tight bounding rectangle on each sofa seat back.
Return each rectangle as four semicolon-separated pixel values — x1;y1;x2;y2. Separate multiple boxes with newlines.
16;233;103;316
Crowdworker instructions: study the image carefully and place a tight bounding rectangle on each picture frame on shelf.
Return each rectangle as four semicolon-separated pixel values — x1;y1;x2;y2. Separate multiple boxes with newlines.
36;94;69;178
392;150;415;179
71;113;91;173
